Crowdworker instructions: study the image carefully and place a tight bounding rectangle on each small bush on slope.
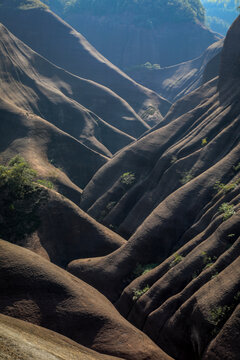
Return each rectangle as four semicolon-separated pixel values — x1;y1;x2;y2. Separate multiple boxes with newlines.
0;156;51;242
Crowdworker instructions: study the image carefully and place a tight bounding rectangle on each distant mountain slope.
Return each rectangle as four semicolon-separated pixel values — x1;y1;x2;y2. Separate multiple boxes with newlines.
126;38;224;102
0;0;171;126
45;0;221;69
0;22;142;157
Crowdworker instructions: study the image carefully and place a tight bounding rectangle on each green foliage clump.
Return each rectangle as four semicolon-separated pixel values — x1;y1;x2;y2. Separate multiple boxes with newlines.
120;172;136;187
208;305;231;327
202;251;217;269
201;137;208;146
36;179;54;189
132;285;150;301
171;155;178;164
214;179;239;194
218;202;235;221
208;291;240;335
0;155;50;242
233;162;240;172
132;263;158;279
180;170;194;185
169;253;184;268
128;62;161;72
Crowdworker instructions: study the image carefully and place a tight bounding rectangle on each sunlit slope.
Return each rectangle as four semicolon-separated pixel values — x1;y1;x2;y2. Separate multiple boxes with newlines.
0;0;171;126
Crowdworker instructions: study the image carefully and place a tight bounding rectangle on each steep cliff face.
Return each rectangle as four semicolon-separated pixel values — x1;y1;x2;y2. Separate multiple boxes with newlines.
69;17;240;360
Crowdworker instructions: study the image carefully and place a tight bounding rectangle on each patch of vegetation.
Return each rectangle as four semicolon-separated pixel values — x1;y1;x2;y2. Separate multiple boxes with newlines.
132;285;150;301
211;271;219;279
233;162;240;172
98;201;117;222
201;137;208;146
141;106;157;120
214;179;239;195
127;62;161;72
37;179;54;189
132;263;158;279
106;201;117;212
120;172;136;187
202;251;217;270
180;170;194;185
171;155;178;164
0;155;50;242
208;305;231;327
208;291;240;335
169;253;184;268
218;203;235;221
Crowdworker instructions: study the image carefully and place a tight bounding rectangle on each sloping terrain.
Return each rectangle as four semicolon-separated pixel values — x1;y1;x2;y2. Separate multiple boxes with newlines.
0;0;171;126
0;22;143;157
51;0;221;69
0;240;173;360
0;313;123;360
68;16;240;360
126;39;223;103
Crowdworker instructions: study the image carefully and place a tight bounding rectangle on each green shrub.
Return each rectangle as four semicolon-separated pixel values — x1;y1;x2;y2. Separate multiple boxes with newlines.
214;180;239;194
132;285;150;301
218;203;235;221
171;155;178;164
233;162;240;172
120;172;136;186
180;170;193;185
141;106;157;120
201;137;208;146
0;155;50;242
106;201;116;211
169;253;184;268
37;179;54;189
132;263;158;279
202;251;217;269
208;305;231;327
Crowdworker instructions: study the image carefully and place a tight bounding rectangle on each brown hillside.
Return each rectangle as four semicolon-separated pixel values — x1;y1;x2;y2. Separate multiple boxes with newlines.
0;240;173;360
0;313;123;360
68;17;240;360
0;4;171;126
0;97;107;202
0;22;141;157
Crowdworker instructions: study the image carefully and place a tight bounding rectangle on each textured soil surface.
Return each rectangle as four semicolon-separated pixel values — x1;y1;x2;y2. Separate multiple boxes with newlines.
0;4;239;360
0;313;123;360
69;17;240;360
